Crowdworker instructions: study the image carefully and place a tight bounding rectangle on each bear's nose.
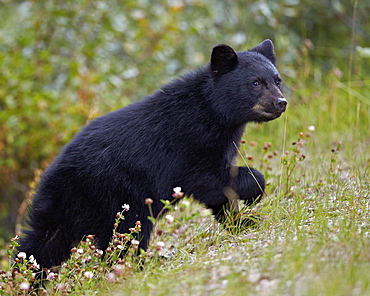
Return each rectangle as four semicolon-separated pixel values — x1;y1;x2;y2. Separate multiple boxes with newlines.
273;97;287;112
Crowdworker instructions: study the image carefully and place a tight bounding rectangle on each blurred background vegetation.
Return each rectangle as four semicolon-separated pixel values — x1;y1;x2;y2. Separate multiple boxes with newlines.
0;0;369;244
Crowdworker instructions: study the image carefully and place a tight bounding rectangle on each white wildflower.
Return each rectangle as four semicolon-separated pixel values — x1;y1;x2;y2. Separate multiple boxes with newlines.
165;214;174;223
122;204;130;211
131;239;140;246
47;272;57;281
17;252;27;259
84;271;94;279
156;241;165;248
28;255;40;269
172;187;184;198
19;282;30;291
308;125;316;132
173;187;181;194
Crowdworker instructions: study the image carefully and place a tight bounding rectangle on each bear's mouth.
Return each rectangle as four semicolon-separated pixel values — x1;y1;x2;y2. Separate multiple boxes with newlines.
251;103;286;122
264;110;284;119
251;98;287;121
272;111;284;118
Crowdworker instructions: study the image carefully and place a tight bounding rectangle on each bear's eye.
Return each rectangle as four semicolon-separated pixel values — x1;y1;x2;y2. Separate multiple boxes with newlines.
276;78;282;87
252;81;260;87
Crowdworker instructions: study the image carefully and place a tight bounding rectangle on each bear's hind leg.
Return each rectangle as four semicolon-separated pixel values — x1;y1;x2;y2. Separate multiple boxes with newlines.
17;227;72;269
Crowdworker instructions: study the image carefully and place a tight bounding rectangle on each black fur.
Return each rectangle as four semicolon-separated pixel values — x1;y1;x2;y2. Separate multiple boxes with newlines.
18;39;286;268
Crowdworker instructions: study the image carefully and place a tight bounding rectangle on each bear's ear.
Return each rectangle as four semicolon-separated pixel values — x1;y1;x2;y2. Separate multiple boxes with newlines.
250;39;276;65
211;44;238;75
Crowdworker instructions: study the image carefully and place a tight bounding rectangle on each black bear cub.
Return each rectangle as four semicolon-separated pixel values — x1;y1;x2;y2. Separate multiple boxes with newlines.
18;39;287;268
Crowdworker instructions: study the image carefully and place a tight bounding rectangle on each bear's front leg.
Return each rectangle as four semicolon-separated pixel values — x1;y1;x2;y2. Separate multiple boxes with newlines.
206;166;265;227
233;166;265;204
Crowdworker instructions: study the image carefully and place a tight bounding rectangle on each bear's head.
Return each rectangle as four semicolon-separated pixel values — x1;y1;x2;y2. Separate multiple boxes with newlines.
210;39;287;125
